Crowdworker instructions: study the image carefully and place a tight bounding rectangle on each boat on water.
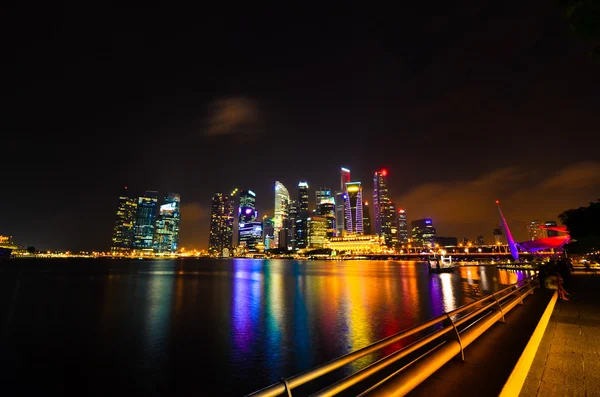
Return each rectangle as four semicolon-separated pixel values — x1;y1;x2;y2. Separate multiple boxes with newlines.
427;254;457;273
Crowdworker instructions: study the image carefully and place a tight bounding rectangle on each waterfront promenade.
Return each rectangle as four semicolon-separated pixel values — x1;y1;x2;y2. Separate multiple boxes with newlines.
520;271;600;397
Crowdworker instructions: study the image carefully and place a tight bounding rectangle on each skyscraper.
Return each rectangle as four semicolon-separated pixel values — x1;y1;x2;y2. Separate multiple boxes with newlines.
411;219;437;247
336;167;351;236
344;181;363;235
298;181;309;217
388;201;399;247
318;196;337;238
111;186;137;253
315;187;331;214
545;221;558;237
398;208;408;244
238;190;261;251
134;190;159;253
208;192;235;256
262;215;275;249
307;216;328;248
273;181;290;248
288;200;299;249
153;193;181;254
528;220;546;240
362;201;371;235
373;170;393;245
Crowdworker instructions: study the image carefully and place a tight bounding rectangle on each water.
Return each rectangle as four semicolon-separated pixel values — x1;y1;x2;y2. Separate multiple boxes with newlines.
0;258;531;396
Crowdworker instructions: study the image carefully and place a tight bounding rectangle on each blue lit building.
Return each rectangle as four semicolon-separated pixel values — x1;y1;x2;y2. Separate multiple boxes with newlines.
238;190;261;251
134;190;159;253
411;218;437;247
153;193;181;254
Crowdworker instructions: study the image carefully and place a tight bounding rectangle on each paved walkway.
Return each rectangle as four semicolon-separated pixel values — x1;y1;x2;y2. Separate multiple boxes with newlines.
520;272;600;397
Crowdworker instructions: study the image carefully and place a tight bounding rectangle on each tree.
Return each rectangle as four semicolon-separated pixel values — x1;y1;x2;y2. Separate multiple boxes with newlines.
556;0;600;61
559;199;600;253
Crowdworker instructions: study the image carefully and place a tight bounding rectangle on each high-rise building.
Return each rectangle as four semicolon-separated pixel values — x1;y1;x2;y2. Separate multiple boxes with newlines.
287;200;299;249
153;193;181;254
545;221;558;237
315;187;331;214
411;219;437;247
273;181;290;248
295;218;308;249
307;216;328;248
398;208;409;244
134;190;159;252
238;190;257;223
344;181;364;235
298;181;309;217
317;197;337;238
373;170;394;245
239;221;263;252
262;216;275;250
335;167;351;236
388;201;399;247
208;192;235;256
528;220;546;240
111;186;137;253
362;201;371;235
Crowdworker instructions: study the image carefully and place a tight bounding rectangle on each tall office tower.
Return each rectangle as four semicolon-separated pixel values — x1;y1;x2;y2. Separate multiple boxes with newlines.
237;190;261;252
315;187;331;214
545;221;558;237
273;181;290;248
373;170;393;243
307;216;328;248
111;186;137;253
362;201;371;235
134;190;159;252
153;193;181;254
335;167;351;236
411;219;437;247
318;197;337;238
344;182;364;235
340;167;351;191
208;192;235;256
528;220;546;240
288;200;299;249
298;182;310;217
388;201;399;247
238;190;257;223
262;216;275;250
398;208;409;244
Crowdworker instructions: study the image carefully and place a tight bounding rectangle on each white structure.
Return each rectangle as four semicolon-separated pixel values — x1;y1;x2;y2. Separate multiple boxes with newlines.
273;181;290;248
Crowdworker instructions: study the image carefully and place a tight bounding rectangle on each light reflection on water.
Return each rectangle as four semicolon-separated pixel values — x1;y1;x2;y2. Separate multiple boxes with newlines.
0;258;533;396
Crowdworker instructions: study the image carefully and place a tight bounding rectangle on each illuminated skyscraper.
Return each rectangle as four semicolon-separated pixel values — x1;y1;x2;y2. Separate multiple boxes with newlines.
315;187;331;213
111;186;137;253
208;192;235;256
262;216;275;249
307;216;328;248
362;201;371;235
344;182;363;235
545;221;558;237
318;197;337;238
336;167;351;236
134;190;159;252
288;200;299;249
389;201;399;247
153;193;181;254
398;208;409;244
528;220;546;240
373;170;394;246
411;219;437;247
298;181;309;217
273;181;290;248
238;190;257;223
237;189;261;252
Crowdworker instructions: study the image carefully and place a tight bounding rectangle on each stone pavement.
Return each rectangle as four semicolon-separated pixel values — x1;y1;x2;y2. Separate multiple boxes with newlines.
519;272;600;397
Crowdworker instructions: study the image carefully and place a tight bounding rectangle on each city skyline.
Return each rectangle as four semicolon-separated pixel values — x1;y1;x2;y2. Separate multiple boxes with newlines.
3;3;600;251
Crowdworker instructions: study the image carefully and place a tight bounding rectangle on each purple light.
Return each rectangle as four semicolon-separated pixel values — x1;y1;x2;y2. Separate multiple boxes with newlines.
425;220;431;224
245;208;253;214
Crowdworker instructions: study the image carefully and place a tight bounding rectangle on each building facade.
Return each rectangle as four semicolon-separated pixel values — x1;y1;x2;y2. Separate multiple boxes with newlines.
528;220;546;240
262;216;275;250
153;193;181;254
344;181;364;235
398;208;409;244
318;197;337;238
111;187;137;252
373;170;394;246
273;181;290;248
362;201;371;235
411;218;437;247
315;187;331;214
545;221;558;237
307;216;328;248
208;192;235;256
388;201;399;247
134;190;159;253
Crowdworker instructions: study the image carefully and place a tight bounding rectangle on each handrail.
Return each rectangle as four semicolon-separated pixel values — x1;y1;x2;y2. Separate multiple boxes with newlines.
246;273;538;397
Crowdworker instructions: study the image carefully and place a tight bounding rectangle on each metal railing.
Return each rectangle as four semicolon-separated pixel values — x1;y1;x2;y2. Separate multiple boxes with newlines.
246;274;538;397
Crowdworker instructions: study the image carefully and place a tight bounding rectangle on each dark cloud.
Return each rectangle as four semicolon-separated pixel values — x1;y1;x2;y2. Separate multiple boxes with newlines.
205;97;260;136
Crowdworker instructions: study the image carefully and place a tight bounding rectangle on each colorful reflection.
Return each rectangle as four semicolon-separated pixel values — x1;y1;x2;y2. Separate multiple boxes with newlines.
231;260;263;353
142;273;174;369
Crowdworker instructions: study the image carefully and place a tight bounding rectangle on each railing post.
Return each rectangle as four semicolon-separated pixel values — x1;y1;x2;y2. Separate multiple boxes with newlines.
514;285;524;305
492;292;506;323
444;313;465;361
281;378;293;397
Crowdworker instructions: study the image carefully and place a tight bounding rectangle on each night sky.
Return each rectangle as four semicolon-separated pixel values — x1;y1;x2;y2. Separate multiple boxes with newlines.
2;2;600;251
